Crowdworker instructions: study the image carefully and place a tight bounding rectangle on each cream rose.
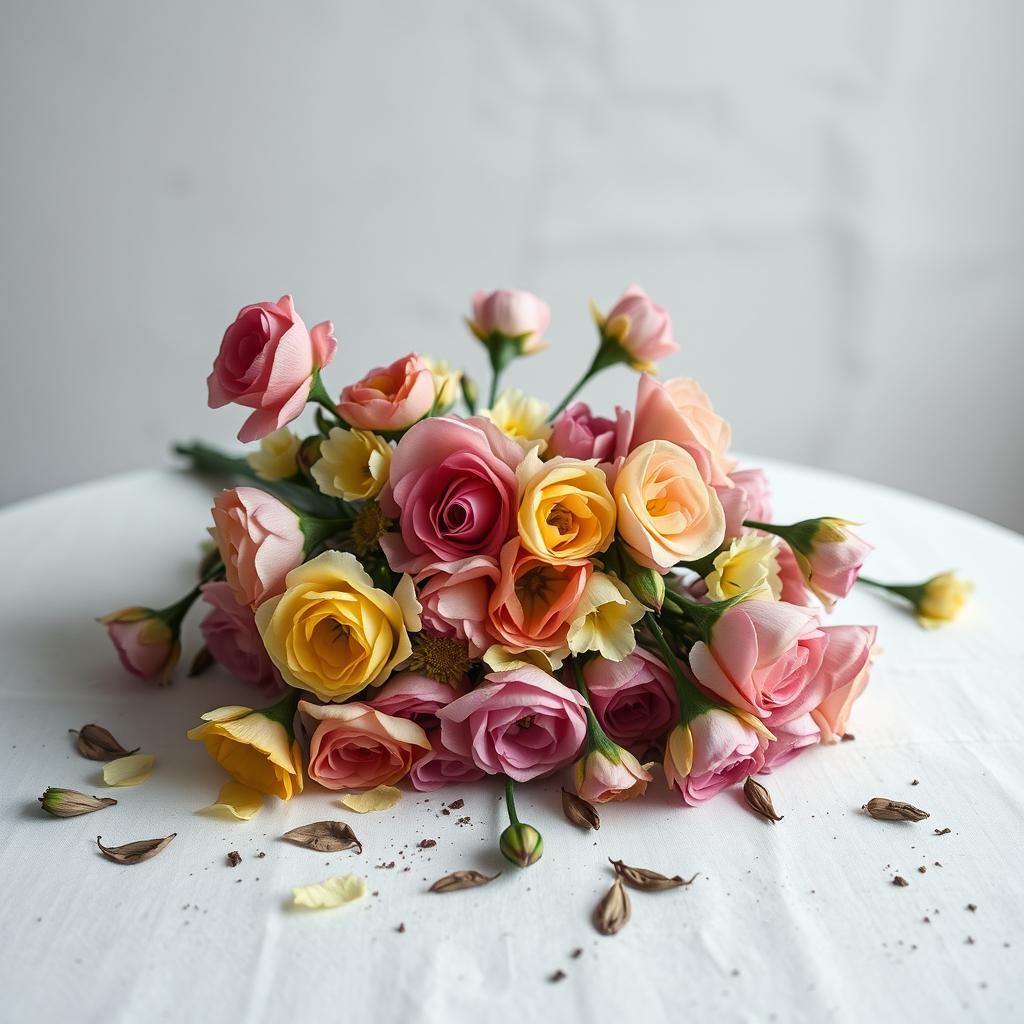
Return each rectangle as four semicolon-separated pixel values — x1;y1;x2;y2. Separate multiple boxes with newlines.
311;427;392;501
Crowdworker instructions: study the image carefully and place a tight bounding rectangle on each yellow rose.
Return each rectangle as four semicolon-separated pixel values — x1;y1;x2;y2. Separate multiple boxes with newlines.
918;572;972;629
246;427;301;482
187;700;303;800
613;439;725;570
255;550;421;701
311;427;392;501
705;533;781;602
483;388;553;448
516;447;615;563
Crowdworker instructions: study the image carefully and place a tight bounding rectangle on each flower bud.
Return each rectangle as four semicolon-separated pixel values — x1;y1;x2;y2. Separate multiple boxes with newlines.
296;434;324;482
97;607;180;686
469;289;550;357
617;553;665;612
38;787;117;817
460;374;479;414
597;285;677;371
499;822;544;868
917;572;972;629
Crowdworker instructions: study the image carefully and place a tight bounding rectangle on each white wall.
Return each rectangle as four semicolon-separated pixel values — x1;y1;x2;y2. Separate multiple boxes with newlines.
2;1;1022;531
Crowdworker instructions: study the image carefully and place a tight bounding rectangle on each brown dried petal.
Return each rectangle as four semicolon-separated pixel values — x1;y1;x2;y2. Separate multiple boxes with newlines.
70;723;139;761
864;798;930;822
593;877;631;935
96;833;176;865
188;645;216;678
429;870;500;893
281;821;362;854
561;787;600;830
743;776;784;823
38;788;117;817
609;858;697;891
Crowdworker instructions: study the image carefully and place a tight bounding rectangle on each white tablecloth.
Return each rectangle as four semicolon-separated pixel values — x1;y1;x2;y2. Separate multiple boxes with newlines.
1;461;1021;1023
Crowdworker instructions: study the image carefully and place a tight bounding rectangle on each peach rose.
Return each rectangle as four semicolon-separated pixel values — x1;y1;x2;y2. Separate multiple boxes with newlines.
337;352;436;432
415;556;500;657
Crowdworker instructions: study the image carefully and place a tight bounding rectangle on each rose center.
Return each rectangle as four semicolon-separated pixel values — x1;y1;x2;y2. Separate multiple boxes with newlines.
545;503;573;534
516;715;535;730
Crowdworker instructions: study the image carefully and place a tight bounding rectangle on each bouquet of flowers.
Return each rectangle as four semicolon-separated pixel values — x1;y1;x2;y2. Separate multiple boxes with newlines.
100;286;970;866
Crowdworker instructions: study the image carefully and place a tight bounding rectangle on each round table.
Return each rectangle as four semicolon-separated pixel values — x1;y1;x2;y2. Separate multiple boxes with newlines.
1;462;1021;1023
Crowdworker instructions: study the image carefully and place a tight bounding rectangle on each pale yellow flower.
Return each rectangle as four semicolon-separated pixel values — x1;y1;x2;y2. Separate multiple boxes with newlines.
482;644;567;673
705;533;781;602
917;572;972;629
567;572;644;661
422;356;463;410
255;551;420;702
311;427;392;501
482;388;553;448
246;428;301;481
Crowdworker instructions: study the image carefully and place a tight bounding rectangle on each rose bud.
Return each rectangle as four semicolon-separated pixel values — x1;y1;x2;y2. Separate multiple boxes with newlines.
98;606;181;686
469;289;550;356
859;571;972;629
574;746;652;804
499;823;544;868
598;284;678;371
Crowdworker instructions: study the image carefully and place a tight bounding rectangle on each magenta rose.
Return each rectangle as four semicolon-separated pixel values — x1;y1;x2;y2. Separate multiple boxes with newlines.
415;556;500;657
337;352;436;432
438;667;588;782
409;729;487;792
582;648;679;746
760;713;821;772
207;294;336;443
367;672;467;730
198;581;284;695
547;402;632;464
380;416;524;574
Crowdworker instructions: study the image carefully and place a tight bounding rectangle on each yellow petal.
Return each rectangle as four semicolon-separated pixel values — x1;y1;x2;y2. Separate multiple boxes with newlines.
337;785;402;813
292;873;367;910
103;753;156;787
201;781;264;819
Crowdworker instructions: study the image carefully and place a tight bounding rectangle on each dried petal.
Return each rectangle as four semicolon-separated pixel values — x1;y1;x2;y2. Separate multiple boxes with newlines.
96;833;176;864
609;858;697;891
202;781;264;820
429;870;500;893
188;645;215;678
38;788;117;817
282;821;362;854
561;788;601;830
338;785;401;813
102;753;156;787
743;776;783;823
593;877;631;935
292;874;367;910
864;798;930;822
70;723;138;761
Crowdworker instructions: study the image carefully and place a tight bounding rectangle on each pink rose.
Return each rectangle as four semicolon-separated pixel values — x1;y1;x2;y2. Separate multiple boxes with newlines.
604;285;678;367
198;581;283;695
810;624;878;742
415;556;500;657
408;729;487;792
207;295;336;443
298;700;431;790
575;747;652;803
487;539;591;653
631;375;736;486
438;666;588;781
760;713;820;772
99;607;179;685
210;486;305;608
337;352;436;432
688;601;828;726
582;648;679;746
776;543;814;605
380;416;524;573
367;672;466;729
547;402;632;464
664;711;767;805
470;289;550;353
789;519;873;610
716;467;773;541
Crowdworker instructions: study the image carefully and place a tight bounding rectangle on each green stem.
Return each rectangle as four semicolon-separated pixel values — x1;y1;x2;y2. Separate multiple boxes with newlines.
569;656;618;754
503;776;521;827
644;612;716;721
856;575;924;603
258;688;301;734
548;368;592;420
308;369;343;425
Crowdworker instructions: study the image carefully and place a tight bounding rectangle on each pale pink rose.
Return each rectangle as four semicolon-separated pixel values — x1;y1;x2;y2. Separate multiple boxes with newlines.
408;729;487;792
99;608;179;685
337;352;436;432
470;288;550;353
604;285;678;366
207;295;336;443
574;748;652;803
487;538;591;653
380;416;524;573
631;375;736;486
415;556;500;657
688;601;828;726
210;486;305;608
716;467;773;541
811;624;878;742
198;581;283;695
298;700;431;790
438;666;588;781
367;672;467;730
776;543;814;605
582;648;679;746
760;713;820;772
664;711;767;805
547;402;632;464
796;520;874;610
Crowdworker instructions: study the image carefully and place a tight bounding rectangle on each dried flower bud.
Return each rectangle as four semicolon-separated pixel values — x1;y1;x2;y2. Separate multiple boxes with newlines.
282;821;362;854
429;870;500;893
69;723;139;761
96;833;176;864
609;859;697;891
499;823;544;868
561;788;601;831
188;645;216;678
743;776;783;823
38;788;117;817
864;798;929;822
593;877;631;935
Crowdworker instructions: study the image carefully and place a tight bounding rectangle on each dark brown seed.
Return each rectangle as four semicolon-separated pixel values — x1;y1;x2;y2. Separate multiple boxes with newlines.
429;870;500;893
70;724;138;761
38;788;117;817
609;858;697;891
447;799;465;810
967;904;977;912
281;821;362;853
561;788;600;830
570;948;583;959
934;827;951;836
549;970;567;983
918;865;927;874
227;851;241;867
96;833;176;865
188;645;216;678
864;798;930;822
594;877;631;935
841;733;855;742
417;839;437;849
743;776;783;823
396;922;406;933
893;875;910;887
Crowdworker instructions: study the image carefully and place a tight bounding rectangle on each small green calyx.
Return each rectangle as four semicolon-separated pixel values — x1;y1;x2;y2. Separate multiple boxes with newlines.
499;823;544;868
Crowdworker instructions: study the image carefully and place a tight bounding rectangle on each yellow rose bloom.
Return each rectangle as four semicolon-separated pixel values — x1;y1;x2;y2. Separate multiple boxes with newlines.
567;572;644;661
917;572;972;629
255;550;421;702
246;427;301;481
187;702;303;800
311;427;392;501
482;388;553;448
516;448;615;563
422;356;463;410
705;533;781;602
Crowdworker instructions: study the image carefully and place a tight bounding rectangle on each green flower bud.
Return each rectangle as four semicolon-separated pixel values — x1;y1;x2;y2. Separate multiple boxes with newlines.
499;822;544;868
